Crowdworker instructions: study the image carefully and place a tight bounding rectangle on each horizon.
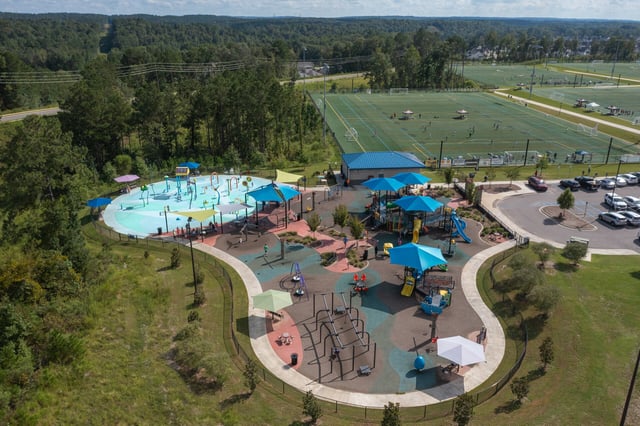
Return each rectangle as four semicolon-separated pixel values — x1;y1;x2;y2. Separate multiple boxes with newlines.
0;0;638;22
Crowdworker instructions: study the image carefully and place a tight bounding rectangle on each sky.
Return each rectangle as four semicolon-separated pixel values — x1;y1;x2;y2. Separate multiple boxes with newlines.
0;0;637;21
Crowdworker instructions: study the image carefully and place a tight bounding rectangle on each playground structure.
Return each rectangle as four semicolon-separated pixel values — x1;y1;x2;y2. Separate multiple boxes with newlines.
420;288;452;315
308;293;376;383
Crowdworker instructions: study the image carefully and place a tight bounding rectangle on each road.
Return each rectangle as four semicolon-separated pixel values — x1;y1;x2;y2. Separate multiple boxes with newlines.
0;107;61;123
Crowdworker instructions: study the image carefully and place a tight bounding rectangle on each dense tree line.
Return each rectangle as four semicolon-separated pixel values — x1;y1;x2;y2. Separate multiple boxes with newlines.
1;13;639;111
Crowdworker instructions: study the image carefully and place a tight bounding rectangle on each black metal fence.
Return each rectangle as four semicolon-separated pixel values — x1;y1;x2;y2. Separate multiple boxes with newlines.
92;221;527;422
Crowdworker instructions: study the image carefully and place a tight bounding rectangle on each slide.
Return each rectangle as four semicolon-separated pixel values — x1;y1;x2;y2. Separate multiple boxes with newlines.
451;211;472;243
412;218;422;243
400;276;416;297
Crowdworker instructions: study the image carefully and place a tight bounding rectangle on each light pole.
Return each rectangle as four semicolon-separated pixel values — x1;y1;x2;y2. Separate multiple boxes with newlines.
163;205;170;233
302;46;307;94
185;217;198;295
323;63;329;145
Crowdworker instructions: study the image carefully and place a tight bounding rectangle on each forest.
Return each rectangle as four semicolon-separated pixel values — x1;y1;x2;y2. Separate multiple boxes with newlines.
0;13;639;421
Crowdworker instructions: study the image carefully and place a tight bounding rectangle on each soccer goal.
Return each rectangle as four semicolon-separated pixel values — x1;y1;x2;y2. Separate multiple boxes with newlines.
389;87;409;95
577;123;598;136
345;127;359;142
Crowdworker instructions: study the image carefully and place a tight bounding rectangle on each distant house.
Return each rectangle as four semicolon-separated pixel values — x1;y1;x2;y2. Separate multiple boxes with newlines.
341;151;426;183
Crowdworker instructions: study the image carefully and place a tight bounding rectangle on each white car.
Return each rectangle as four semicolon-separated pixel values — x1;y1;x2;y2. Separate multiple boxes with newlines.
604;193;627;210
622;196;640;211
620;174;638;185
613;176;628;187
619;210;640;226
598;211;627;226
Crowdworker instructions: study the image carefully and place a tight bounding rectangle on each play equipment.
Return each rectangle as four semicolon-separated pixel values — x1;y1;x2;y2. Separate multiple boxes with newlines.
412;217;422;243
421;289;452;315
382;242;394;256
291;263;308;300
451;210;472;243
400;270;419;297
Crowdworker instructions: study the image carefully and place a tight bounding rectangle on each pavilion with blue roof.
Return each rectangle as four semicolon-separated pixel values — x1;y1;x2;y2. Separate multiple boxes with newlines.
341;151;426;183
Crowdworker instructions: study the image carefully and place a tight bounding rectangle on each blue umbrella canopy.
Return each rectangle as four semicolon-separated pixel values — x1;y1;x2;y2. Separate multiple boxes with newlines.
392;172;432;186
179;161;200;169
86;197;112;208
388;242;447;272
393;195;443;213
247;183;300;203
362;177;405;192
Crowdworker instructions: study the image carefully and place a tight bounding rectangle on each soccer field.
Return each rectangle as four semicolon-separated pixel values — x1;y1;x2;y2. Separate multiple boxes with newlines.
312;91;638;164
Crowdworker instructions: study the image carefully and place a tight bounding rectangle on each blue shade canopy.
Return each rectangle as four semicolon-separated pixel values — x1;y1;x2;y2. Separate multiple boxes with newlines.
179;161;200;169
393;195;443;212
388;243;447;272
247;183;300;203
86;197;112;208
392;172;432;185
362;177;405;192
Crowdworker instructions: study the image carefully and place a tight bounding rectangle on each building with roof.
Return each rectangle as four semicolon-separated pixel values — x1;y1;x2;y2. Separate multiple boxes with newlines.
341;151;426;183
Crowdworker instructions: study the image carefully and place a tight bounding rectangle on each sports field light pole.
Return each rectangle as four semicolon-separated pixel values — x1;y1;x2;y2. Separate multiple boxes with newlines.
611;159;623;201
302;47;307;94
323;63;329;144
185;217;198;294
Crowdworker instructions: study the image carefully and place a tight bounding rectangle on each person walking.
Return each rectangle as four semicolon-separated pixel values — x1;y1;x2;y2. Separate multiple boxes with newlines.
263;243;269;259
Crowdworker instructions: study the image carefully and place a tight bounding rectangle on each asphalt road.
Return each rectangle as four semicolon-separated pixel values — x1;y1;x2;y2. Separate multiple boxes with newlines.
0;107;60;123
497;180;640;251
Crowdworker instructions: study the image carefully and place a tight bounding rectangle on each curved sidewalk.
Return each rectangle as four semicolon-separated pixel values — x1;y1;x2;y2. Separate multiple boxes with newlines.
195;236;511;407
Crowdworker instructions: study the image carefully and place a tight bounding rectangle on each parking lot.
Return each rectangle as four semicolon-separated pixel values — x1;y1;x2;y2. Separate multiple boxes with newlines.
496;180;640;252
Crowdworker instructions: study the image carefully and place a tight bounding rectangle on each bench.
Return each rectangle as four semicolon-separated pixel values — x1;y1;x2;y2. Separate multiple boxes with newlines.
358;365;372;376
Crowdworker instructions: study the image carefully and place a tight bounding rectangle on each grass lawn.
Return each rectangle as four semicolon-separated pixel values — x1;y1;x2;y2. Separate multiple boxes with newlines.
470;250;640;425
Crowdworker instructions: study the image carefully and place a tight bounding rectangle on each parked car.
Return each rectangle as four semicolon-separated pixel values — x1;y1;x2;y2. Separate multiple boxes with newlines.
604;192;628;210
622;196;640;211
620;173;638;185
614;176;628;187
618;210;640;226
574;175;598;191
598;211;628;226
559;179;580;191
528;176;548;191
599;178;616;189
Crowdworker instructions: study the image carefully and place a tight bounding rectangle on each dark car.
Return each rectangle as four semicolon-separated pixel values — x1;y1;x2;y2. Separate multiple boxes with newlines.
528;176;548;191
574;175;599;191
559;179;580;191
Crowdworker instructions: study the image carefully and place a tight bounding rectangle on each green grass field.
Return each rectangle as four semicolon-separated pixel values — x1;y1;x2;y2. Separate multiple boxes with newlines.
312;91;638;164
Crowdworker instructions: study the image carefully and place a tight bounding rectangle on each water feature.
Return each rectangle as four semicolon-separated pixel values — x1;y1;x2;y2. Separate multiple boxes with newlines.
103;174;273;236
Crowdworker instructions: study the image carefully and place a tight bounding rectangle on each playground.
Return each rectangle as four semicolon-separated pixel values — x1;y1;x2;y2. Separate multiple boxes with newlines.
210;181;491;394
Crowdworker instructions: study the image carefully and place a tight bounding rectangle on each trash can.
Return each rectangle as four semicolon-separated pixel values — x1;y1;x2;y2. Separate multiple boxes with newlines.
290;353;298;366
157;227;163;235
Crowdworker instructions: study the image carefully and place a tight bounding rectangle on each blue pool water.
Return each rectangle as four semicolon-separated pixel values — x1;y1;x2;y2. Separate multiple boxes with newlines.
103;174;273;236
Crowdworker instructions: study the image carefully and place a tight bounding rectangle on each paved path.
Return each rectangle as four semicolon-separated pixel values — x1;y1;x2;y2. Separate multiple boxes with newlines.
493;90;640;136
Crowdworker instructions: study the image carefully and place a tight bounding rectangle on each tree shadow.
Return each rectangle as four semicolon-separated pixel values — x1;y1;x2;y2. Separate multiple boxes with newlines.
522;313;548;339
494;399;521;414
630;270;640;280
554;261;578;273
219;392;251;410
492;299;517;319
526;366;546;382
